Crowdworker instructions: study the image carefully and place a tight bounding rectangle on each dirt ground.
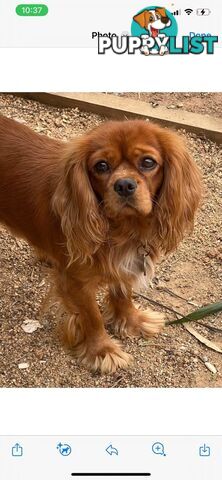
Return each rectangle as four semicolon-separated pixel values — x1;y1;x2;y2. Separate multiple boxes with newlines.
115;92;222;118
0;93;221;388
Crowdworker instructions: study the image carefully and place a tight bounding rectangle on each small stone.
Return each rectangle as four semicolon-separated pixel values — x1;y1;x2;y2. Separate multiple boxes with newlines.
204;362;217;374
21;320;42;334
18;362;29;369
202;355;209;363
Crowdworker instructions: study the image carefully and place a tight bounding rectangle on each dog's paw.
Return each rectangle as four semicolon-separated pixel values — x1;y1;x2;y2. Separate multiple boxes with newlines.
105;305;165;339
134;309;165;338
140;49;149;56
74;337;132;374
62;315;132;373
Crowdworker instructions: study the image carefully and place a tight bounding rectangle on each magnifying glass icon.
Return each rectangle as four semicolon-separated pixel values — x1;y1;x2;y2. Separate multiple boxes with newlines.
152;442;166;456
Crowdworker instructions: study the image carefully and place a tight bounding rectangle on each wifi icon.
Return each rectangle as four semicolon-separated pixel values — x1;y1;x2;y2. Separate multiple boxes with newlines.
185;8;193;15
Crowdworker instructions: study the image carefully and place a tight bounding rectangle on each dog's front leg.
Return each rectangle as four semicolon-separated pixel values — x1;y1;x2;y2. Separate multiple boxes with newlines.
104;285;165;339
55;272;132;373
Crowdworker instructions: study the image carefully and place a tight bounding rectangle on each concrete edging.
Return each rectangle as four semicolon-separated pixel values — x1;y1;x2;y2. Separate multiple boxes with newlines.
20;92;222;144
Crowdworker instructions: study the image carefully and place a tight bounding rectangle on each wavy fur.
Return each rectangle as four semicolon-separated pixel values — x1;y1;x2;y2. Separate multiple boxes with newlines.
0;116;202;373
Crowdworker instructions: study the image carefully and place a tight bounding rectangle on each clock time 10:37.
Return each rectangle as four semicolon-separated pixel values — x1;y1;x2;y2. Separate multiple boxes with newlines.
16;4;48;16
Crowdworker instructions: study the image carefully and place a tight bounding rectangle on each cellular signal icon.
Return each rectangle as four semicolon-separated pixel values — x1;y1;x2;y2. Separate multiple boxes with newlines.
185;8;194;15
172;9;181;15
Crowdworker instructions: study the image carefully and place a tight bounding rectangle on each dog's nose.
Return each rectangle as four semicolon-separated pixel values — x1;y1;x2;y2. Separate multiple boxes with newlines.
162;16;169;24
114;178;137;197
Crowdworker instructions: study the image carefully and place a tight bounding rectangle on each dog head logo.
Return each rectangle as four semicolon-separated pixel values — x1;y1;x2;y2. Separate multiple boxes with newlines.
131;6;178;55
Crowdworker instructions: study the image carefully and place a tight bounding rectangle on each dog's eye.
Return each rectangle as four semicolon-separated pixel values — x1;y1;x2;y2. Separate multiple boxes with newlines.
140;157;157;171
94;161;110;173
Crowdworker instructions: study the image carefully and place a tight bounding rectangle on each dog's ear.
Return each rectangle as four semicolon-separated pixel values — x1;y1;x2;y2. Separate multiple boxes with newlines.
151;130;202;255
133;10;149;29
155;7;170;24
156;7;167;17
52;139;107;264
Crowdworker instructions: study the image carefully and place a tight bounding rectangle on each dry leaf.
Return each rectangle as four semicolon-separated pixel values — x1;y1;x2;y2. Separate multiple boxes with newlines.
184;324;222;353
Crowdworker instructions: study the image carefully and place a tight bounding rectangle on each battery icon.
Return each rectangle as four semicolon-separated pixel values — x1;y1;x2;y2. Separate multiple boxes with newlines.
196;8;211;15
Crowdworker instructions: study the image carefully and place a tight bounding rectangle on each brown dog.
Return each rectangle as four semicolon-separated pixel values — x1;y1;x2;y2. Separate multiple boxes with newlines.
0;116;201;373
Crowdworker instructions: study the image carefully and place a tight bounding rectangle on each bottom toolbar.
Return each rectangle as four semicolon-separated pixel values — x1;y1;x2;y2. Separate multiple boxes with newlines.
0;436;221;479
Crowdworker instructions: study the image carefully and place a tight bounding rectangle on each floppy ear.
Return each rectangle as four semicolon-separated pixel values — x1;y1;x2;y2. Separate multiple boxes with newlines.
155;7;170;24
156;7;167;17
151;130;202;255
52;139;107;264
133;10;149;29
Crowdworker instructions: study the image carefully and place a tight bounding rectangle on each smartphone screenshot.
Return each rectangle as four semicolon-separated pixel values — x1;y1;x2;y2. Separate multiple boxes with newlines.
0;1;221;479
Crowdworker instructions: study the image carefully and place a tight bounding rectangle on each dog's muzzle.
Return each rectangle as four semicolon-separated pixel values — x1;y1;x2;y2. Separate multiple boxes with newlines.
114;178;137;197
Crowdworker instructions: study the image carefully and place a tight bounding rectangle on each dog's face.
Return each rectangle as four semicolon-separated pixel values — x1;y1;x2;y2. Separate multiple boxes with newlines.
87;121;164;219
53;120;201;263
133;8;171;34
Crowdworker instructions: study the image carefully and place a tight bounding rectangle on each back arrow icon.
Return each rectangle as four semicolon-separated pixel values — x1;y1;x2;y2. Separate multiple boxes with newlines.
106;444;119;456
